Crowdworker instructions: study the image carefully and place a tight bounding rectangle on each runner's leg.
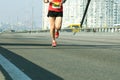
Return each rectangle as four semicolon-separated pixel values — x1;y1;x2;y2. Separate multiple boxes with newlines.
49;17;56;42
55;17;62;32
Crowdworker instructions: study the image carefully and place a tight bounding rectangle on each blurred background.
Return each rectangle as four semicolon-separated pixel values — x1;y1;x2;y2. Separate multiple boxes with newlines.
0;0;120;32
0;0;42;32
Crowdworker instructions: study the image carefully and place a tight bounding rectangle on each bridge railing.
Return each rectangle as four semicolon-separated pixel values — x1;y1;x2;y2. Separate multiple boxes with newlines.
61;27;120;33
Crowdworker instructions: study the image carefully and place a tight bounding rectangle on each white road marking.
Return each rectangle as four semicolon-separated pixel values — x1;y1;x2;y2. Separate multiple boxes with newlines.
0;54;32;80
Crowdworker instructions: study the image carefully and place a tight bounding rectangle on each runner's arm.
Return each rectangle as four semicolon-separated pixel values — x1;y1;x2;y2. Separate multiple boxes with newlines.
44;0;49;3
62;0;67;3
49;0;53;3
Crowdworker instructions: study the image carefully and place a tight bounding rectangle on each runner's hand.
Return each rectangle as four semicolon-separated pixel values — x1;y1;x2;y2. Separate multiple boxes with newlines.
49;0;53;3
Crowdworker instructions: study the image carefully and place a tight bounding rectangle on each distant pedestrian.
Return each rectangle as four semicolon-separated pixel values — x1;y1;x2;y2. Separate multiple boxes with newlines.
44;0;66;47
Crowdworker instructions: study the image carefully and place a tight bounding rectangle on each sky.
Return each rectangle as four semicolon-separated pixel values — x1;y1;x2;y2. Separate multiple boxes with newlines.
0;0;42;27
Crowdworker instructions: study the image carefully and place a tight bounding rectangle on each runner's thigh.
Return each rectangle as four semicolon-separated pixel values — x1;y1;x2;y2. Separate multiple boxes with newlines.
55;17;62;28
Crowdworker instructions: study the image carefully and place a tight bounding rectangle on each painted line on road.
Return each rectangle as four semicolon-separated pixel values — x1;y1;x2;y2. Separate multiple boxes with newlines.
0;54;32;80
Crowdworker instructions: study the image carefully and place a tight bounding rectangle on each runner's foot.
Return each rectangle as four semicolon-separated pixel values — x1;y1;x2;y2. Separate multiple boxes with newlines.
55;32;59;38
52;41;57;47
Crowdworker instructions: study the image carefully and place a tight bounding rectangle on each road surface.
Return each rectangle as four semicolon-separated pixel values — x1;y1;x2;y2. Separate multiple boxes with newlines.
0;32;120;80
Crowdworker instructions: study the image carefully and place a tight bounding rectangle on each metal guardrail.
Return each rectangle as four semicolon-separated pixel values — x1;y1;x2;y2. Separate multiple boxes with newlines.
62;28;120;33
3;27;119;33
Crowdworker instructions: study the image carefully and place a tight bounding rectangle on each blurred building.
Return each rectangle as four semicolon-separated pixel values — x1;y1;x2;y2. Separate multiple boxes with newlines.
42;0;120;30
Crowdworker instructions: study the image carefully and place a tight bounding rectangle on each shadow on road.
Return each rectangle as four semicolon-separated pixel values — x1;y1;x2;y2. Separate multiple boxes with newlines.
0;47;64;80
0;43;120;49
0;43;51;46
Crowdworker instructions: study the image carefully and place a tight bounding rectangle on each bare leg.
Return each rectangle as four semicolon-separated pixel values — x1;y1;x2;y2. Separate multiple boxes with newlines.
55;17;62;32
49;17;56;42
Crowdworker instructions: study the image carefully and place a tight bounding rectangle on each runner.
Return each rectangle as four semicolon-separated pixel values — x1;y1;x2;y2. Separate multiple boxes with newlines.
44;0;66;47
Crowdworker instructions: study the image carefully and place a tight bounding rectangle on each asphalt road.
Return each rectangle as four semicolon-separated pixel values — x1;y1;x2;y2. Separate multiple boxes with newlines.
0;32;120;80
